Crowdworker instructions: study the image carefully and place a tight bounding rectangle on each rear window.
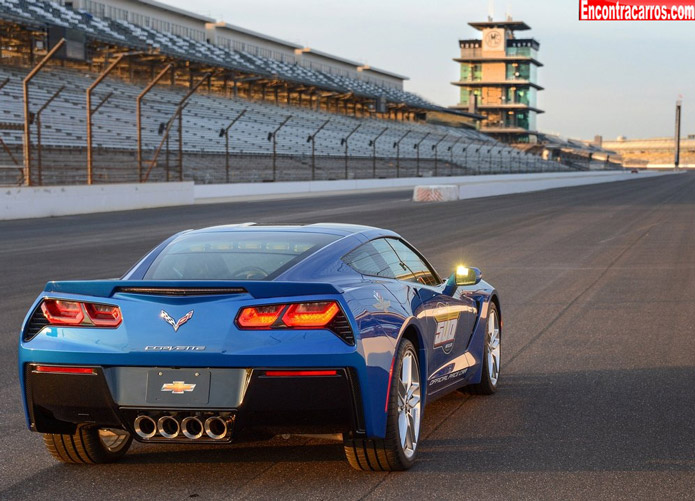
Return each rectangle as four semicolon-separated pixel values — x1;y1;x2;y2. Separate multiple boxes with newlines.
144;231;339;280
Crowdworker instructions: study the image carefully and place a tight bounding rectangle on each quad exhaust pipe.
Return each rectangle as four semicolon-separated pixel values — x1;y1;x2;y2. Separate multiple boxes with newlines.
134;415;157;439
133;414;229;440
157;416;180;439
181;416;204;440
204;416;228;440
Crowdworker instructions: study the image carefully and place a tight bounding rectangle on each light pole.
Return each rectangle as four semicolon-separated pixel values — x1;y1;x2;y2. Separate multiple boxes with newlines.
431;135;447;176
414;132;431;177
268;115;292;181
341;123;362;179
393;130;411;178
307;119;330;180
369;127;388;178
219;109;247;183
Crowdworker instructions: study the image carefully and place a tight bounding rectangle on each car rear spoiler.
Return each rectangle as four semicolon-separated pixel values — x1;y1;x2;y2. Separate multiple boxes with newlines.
43;280;342;299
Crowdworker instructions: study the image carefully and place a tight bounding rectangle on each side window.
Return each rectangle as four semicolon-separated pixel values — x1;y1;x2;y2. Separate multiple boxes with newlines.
386;239;440;286
342;240;398;279
343;238;440;286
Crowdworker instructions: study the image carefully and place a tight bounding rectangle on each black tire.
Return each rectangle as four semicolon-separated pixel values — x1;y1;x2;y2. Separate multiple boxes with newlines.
463;302;501;395
344;339;421;471
43;425;132;464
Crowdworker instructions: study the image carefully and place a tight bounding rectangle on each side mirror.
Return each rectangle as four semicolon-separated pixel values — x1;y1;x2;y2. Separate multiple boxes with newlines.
443;266;482;296
454;266;482;286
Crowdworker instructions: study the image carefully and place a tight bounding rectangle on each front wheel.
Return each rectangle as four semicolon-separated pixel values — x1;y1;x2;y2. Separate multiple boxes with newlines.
463;302;501;395
344;338;422;471
43;425;132;464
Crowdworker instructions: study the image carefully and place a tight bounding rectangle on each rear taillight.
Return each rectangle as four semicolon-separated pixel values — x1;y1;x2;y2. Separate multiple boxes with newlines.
236;305;284;328
282;301;339;327
236;301;353;344
41;300;84;326
39;299;122;328
84;303;122;327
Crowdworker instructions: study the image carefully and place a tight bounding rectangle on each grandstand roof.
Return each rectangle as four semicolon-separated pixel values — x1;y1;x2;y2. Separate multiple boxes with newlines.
133;0;214;23
299;48;409;81
211;21;303;50
0;0;475;117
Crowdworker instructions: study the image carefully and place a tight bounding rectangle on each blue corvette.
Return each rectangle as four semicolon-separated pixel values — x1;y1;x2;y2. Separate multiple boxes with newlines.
19;223;501;471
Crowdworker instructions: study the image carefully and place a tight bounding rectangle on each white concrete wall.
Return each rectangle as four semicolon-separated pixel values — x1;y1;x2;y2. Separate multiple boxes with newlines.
1;171;675;221
456;171;669;200
1;182;193;220
194;171;672;203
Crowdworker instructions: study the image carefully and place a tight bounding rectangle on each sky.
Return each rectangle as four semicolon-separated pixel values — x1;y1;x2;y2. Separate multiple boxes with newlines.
160;0;695;141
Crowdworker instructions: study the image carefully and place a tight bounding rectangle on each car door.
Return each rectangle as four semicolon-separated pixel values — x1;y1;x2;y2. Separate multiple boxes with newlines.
384;239;477;390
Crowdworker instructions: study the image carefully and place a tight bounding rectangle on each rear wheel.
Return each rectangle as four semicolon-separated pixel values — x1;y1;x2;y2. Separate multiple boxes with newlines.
344;338;422;471
43;425;132;464
463;302;501;395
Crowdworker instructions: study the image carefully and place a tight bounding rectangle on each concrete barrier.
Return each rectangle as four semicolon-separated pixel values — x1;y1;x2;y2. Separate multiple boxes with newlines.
1;182;193;220
456;171;668;200
413;185;459;202
1;171;675;220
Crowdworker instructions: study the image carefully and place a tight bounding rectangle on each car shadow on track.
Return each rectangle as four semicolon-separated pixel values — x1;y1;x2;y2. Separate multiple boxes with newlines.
2;366;694;499
414;366;695;473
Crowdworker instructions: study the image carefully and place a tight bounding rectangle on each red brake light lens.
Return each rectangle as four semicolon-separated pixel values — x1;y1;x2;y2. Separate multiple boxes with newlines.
282;301;339;328
41;299;84;326
84;303;122;327
35;366;96;375
265;370;338;377
39;299;122;328
237;305;284;328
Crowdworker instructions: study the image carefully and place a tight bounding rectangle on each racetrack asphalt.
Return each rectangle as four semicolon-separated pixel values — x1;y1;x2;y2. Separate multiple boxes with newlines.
1;172;694;500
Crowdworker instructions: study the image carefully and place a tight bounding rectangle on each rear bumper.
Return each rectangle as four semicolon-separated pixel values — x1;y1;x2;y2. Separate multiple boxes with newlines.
23;364;365;441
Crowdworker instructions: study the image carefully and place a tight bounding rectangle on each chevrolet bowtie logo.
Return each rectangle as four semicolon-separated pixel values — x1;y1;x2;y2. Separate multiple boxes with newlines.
160;381;197;394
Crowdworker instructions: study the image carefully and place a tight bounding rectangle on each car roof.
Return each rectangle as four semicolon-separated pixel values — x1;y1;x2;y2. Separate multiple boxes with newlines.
193;222;384;237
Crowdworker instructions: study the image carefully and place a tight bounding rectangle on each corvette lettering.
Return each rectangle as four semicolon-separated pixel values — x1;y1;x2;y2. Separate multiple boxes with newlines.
144;345;206;351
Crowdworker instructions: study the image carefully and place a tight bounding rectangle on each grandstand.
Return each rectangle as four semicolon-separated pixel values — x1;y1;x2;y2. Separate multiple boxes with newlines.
0;0;576;186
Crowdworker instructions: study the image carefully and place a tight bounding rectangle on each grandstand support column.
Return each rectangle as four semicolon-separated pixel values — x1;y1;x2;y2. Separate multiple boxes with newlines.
22;38;65;186
178;105;183;181
414;133;431;177
393;130;411;178
220;109;247;183
341;123;362;179
369;127;388;178
142;72;212;182
269;115;292;182
87;52;139;184
431;135;447;176
472;141;483;175
448;136;465;173
308;119;330;180
137;64;174;182
35;85;65;186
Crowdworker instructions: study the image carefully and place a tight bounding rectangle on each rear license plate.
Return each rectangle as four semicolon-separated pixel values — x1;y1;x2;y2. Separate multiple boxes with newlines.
146;369;211;406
